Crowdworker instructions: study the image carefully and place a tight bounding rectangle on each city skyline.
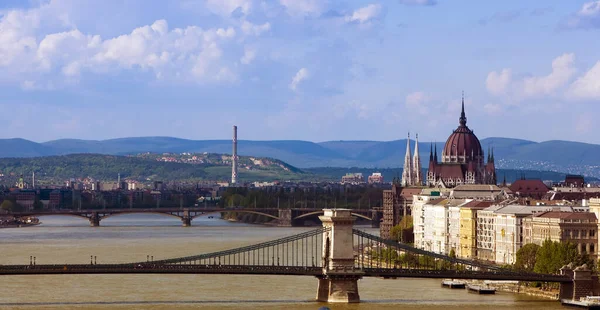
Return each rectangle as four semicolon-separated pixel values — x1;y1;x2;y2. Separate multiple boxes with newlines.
0;1;599;144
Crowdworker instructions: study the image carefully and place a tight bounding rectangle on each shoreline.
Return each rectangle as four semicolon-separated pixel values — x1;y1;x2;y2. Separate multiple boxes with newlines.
0;222;42;229
465;280;559;300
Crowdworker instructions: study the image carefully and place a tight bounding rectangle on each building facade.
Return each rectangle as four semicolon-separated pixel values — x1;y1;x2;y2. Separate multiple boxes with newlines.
523;211;597;260
426;96;496;187
458;201;492;259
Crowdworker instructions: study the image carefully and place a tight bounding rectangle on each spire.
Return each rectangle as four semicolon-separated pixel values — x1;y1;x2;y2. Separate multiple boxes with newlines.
429;143;433;161
401;132;413;186
434;143;438;162
487;146;491;163
459;91;467;127
413;133;422;186
491;147;495;163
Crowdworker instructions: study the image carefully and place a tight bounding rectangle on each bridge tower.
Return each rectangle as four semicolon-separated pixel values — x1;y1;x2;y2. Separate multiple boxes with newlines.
317;209;363;303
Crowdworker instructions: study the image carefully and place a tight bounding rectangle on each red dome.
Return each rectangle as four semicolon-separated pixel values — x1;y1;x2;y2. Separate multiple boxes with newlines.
442;99;483;161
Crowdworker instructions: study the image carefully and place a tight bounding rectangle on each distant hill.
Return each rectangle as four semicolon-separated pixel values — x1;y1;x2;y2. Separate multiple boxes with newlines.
0;153;309;183
0;136;599;177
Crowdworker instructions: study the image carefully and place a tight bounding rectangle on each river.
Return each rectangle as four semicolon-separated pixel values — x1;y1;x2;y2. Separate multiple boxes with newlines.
0;214;564;309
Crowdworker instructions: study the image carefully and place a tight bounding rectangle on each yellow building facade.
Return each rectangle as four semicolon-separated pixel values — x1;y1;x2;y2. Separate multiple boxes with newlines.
458;201;492;259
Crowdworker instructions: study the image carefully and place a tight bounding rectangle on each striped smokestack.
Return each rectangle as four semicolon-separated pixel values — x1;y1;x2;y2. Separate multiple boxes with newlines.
231;125;238;185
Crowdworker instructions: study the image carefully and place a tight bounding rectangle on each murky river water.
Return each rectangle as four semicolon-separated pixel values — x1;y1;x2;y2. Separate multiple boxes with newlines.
1;215;564;309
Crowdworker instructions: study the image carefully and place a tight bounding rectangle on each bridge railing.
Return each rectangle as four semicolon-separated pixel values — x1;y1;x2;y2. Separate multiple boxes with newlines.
352;229;566;281
134;228;328;268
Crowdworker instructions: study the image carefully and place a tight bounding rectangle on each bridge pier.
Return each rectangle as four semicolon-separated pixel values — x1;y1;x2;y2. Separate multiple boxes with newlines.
317;209;363;303
278;209;292;227
559;264;600;301
89;212;100;227
370;210;381;228
181;210;192;227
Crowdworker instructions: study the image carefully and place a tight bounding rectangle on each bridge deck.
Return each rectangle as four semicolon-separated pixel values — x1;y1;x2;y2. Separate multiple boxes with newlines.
0;265;571;282
0;264;322;276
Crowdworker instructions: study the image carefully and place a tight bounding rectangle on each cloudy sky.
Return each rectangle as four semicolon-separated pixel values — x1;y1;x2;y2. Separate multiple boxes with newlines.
1;0;599;144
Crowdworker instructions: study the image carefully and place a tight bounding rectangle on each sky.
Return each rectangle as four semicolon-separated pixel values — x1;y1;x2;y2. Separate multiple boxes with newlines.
0;0;600;144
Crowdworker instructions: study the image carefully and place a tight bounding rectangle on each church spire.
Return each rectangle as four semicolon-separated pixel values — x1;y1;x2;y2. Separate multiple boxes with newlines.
429;143;433;162
401;132;413;186
434;143;438;162
413;133;422;186
459;91;467;127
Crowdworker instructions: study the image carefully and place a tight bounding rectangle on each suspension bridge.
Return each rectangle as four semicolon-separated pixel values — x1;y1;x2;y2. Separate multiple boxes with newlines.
0;209;596;303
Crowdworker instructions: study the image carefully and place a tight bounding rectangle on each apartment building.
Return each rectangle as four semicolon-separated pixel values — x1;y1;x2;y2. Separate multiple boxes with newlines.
523;211;597;260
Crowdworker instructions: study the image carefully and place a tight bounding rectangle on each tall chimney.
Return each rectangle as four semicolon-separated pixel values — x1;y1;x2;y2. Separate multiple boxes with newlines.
32;171;35;189
232;125;238;185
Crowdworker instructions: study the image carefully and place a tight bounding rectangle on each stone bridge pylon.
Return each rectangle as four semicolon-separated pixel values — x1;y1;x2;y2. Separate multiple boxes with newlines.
317;209;364;303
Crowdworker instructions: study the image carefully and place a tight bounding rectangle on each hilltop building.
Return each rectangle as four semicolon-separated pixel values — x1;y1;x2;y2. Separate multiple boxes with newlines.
341;173;365;184
426;95;496;187
368;173;384;184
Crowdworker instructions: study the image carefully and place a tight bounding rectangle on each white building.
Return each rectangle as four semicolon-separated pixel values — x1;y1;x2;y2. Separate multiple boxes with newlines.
412;194;437;250
419;198;470;254
476;205;588;265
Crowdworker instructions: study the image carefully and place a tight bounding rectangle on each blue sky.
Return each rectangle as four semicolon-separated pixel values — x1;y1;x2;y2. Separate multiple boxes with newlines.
0;0;599;144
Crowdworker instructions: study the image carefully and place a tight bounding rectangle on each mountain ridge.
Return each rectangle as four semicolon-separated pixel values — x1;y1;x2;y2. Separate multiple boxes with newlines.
0;136;598;177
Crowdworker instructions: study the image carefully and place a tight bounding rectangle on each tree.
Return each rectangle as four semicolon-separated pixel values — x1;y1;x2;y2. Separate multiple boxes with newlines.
0;200;14;212
449;248;456;259
515;243;540;272
534;240;580;274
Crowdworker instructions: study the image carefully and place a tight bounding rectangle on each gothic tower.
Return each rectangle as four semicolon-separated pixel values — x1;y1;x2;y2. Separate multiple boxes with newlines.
413;134;422;186
401;132;413;187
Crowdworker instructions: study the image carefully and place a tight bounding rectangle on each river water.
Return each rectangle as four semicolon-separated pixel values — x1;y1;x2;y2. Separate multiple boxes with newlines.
1;214;564;310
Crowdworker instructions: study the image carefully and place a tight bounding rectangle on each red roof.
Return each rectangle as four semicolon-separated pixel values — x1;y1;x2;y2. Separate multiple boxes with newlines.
509;179;549;193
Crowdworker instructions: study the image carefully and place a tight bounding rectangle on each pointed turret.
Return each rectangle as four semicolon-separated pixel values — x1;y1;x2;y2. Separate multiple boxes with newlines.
491;147;495;163
413;134;422;186
401;132;413;186
429;143;434;162
434;143;438;162
459;91;467;127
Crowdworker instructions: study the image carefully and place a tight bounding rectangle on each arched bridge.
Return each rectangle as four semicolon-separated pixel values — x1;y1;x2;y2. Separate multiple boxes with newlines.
0;209;588;304
9;207;382;227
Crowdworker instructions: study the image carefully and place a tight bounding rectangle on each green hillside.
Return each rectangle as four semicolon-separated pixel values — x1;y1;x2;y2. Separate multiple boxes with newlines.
0;153;309;183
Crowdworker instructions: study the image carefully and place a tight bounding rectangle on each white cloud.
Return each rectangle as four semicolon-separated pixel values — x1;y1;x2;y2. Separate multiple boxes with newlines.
345;4;382;24
240;46;257;64
204;0;252;17
486;68;512;95
289;67;309;91
569;61;600;99
279;0;324;17
240;20;271;36
565;1;600;29
398;0;437;6
485;53;576;98
522;53;576;96
0;3;269;86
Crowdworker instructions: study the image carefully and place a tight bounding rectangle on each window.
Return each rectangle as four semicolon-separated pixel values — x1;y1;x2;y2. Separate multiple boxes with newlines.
591;244;595;253
591;230;596;237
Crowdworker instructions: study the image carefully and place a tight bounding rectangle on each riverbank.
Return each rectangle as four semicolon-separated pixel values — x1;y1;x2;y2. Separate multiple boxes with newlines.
0;216;41;229
466;280;559;300
0;222;42;229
